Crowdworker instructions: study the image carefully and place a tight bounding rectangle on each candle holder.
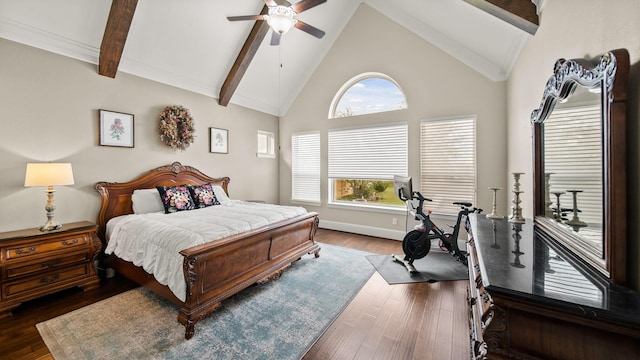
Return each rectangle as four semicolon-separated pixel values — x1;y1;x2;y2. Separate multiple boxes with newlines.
565;189;587;228
509;172;525;224
509;190;525;224
551;191;565;222
490;219;500;249
486;187;504;219
510;223;525;268
544;173;554;218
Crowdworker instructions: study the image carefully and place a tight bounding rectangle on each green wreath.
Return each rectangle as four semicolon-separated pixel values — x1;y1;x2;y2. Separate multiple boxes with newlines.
159;105;195;150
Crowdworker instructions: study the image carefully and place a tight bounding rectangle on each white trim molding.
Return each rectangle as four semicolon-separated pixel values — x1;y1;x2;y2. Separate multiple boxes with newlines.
319;219;405;241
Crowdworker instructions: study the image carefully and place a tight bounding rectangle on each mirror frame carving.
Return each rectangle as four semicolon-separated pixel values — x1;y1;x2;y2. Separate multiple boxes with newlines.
531;48;630;284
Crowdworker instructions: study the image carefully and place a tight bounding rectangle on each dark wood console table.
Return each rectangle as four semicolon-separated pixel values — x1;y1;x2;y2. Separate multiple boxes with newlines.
467;214;640;359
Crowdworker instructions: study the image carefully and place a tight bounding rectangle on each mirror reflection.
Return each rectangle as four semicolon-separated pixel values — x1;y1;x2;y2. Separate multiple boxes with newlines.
543;84;603;258
535;239;604;308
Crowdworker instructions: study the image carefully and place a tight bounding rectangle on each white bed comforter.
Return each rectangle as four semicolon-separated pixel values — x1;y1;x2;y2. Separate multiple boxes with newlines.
104;201;307;301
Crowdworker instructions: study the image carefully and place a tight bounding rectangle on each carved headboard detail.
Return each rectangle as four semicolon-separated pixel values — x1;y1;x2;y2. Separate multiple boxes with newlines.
94;162;230;244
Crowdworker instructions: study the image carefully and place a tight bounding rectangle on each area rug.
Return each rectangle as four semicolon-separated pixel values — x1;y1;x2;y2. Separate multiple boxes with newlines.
366;250;468;284
36;243;374;360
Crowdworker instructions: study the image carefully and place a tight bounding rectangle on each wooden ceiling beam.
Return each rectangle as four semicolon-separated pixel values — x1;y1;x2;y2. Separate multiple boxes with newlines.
218;5;271;107
464;0;539;35
98;0;138;78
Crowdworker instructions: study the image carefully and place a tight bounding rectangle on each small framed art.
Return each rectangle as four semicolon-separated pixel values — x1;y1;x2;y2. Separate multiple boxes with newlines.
99;109;134;147
210;127;229;154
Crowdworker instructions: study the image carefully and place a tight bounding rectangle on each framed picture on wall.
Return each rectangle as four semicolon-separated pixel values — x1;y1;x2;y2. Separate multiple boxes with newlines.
99;109;134;148
210;127;229;154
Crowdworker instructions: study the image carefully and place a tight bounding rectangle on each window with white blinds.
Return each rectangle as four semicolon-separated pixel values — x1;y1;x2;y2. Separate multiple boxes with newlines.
420;117;476;215
328;123;408;208
544;105;602;225
291;132;321;204
328;123;408;180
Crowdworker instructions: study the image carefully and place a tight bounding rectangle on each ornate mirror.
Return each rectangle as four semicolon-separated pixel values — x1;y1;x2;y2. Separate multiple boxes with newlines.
531;49;629;284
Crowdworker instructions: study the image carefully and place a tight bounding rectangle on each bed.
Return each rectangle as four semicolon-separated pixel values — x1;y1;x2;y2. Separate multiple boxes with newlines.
94;162;320;339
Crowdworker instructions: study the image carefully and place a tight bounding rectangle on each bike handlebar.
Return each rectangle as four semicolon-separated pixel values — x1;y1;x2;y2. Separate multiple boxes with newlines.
410;191;481;215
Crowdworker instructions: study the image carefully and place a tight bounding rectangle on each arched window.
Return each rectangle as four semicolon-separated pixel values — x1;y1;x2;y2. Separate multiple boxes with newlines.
329;72;407;119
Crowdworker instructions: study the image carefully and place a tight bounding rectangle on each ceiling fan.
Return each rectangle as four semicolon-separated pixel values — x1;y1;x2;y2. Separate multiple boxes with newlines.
227;0;326;46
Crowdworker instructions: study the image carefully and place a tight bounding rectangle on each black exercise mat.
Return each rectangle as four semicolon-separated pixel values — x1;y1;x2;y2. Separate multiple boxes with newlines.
366;251;468;284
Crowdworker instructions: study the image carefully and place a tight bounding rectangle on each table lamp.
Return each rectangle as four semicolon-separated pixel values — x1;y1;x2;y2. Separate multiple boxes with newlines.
24;163;75;231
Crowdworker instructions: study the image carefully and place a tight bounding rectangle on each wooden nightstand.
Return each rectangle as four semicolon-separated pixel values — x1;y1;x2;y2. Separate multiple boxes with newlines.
0;221;101;319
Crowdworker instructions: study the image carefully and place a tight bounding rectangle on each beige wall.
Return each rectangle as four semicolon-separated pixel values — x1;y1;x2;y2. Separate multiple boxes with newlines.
507;0;640;289
279;4;508;239
0;38;279;233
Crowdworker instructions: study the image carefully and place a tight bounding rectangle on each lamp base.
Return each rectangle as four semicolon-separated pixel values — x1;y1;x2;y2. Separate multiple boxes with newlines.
40;220;62;232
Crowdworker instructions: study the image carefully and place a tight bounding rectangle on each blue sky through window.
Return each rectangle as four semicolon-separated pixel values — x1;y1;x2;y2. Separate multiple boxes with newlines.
334;77;406;117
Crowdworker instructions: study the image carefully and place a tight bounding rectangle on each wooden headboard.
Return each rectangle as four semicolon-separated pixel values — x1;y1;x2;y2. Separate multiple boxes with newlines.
94;162;230;244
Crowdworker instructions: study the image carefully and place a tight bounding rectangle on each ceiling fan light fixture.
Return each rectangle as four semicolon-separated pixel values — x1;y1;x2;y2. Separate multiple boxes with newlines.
266;6;297;34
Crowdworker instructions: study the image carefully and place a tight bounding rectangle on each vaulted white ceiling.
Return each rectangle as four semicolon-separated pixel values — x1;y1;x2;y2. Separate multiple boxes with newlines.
0;0;531;116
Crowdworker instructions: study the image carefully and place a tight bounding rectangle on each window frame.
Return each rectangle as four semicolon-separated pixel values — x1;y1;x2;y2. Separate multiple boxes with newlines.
257;130;276;159
328;72;407;119
327;122;408;210
419;115;477;216
291;131;321;205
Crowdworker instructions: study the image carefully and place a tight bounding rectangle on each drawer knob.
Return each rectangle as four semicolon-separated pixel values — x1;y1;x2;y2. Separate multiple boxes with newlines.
62;239;79;246
16;246;36;254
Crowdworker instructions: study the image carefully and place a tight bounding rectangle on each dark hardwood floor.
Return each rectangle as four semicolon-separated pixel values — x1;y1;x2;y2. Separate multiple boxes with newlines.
0;229;470;360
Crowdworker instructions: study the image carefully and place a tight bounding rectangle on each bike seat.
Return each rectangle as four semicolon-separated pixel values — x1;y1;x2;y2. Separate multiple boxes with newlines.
453;201;472;207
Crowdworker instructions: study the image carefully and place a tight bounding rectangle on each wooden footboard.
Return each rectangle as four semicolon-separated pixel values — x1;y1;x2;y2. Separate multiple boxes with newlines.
95;162;320;339
178;212;319;338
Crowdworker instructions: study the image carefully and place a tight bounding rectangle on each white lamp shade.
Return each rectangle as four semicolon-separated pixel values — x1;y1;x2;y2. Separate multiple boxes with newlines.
266;5;296;34
24;163;75;187
267;14;295;34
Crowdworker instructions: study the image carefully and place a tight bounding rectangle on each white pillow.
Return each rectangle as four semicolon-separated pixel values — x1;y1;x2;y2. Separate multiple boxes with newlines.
212;185;230;204
132;189;165;214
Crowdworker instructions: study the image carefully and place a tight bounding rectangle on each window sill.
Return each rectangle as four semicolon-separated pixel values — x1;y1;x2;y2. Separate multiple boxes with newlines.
327;201;407;215
327;201;459;221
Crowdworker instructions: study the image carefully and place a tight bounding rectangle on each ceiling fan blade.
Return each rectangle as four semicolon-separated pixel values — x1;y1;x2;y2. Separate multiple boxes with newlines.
270;31;281;46
294;20;325;38
227;15;265;21
264;0;278;7
291;0;326;14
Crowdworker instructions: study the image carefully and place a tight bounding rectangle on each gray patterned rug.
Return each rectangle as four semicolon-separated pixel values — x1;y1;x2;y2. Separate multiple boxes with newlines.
36;243;374;360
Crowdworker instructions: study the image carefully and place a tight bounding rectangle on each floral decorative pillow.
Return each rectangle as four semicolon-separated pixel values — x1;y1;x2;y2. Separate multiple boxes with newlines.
188;183;221;208
156;185;196;213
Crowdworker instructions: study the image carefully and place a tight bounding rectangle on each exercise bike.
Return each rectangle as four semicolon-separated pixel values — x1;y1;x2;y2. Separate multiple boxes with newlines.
392;190;482;273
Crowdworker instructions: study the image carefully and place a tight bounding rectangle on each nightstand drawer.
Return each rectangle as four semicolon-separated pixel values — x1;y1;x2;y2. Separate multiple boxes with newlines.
0;222;101;318
3;234;88;261
4;250;90;280
2;264;90;299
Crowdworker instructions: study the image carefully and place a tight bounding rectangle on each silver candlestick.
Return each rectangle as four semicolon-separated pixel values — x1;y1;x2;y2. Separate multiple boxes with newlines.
544;173;554;218
551;191;565;222
565;189;587;228
509;173;525;224
509;190;525;224
486;187;504;219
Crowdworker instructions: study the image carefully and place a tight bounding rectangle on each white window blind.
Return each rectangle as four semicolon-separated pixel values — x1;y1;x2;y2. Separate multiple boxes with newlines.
291;132;320;203
420;117;476;215
328;123;408;180
544;105;602;225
